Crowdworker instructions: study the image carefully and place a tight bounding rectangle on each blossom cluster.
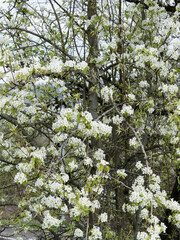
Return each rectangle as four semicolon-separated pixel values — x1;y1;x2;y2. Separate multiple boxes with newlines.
52;108;112;138
101;86;114;103
123;162;180;239
0;0;180;239
42;211;62;229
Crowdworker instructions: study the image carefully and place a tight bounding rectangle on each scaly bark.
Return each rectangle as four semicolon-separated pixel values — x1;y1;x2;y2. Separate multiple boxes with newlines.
87;0;99;233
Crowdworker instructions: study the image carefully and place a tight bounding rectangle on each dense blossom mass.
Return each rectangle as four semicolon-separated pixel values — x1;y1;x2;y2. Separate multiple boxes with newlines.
0;0;179;239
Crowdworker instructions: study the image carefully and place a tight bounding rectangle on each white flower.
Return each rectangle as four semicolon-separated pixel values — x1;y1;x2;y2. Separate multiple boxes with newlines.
117;169;127;178
160;83;168;93
101;86;113;103
14;172;27;184
61;204;68;213
124;204;139;214
29;203;43;213
159;83;178;94
17;113;29;124
17;163;32;173
30;147;46;163
176;148;180;155
65;60;76;68
168;84;178;94
97;159;109;168
35;178;44;187
170;137;179;144
139;81;149;88
91;200;100;212
52;133;68;143
129;137;138;147
69;160;78;170
84;157;93;166
0;35;9;44
137;231;149;240
74;228;83;237
0;96;11;109
94;149;105;161
112;115;124;125
142;166;153;175
41;196;62;209
128;93;136;100
148;107;154;113
136;161;143;170
52;116;70;130
23;210;32;222
76;61;88;71
108;40;116;49
99;212;108;222
42;211;61;229
49;57;63;73
70;206;81;217
90;226;102;239
61;173;69;183
121;105;134;115
140;208;149;219
79;197;92;207
81;111;93;122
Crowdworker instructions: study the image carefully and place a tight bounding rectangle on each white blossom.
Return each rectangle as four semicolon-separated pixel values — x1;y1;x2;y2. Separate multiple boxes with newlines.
112;115;124;125
14;172;27;184
139;81;149;88
41;196;62;209
117;169;127;178
68;160;78;170
121;104;134;115
101;86;113;103
128;93;136;100
90;226;102;240
137;231;149;240
76;61;88;71
99;212;108;222
136;161;143;170
74;228;83;237
42;211;62;229
30;147;46;163
84;157;93;166
140;208;149;220
129;137;138;147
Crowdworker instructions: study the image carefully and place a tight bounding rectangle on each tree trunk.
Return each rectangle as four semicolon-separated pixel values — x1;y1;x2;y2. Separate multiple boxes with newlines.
161;170;180;240
87;0;99;233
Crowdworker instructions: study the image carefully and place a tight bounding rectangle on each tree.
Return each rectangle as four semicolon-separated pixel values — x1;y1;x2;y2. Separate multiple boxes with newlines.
0;0;180;239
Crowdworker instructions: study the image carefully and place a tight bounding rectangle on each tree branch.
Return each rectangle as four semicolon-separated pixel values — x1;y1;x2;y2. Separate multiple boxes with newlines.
0;26;75;60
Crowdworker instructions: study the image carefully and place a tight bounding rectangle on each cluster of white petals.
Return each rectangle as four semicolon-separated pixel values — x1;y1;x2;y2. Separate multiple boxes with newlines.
74;228;83;237
42;211;62;229
98;212;108;222
159;83;178;94
101;86;114;103
117;169;127;178
14;172;27;184
89;226;102;240
41;196;62;209
0;0;180;239
121;104;134;115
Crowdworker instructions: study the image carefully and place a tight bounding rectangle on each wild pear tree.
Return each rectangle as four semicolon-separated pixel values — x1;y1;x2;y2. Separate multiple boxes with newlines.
0;0;180;239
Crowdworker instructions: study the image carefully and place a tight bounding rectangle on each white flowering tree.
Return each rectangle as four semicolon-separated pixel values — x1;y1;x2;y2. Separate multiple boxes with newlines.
0;0;180;239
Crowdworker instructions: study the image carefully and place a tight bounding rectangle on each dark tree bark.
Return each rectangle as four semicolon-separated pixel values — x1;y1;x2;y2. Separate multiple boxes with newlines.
161;170;180;240
87;0;99;233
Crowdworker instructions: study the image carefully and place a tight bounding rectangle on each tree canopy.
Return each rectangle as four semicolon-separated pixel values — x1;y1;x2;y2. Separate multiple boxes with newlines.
0;0;180;239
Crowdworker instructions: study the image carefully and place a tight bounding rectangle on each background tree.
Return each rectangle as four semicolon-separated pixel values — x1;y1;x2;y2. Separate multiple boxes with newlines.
0;0;180;239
